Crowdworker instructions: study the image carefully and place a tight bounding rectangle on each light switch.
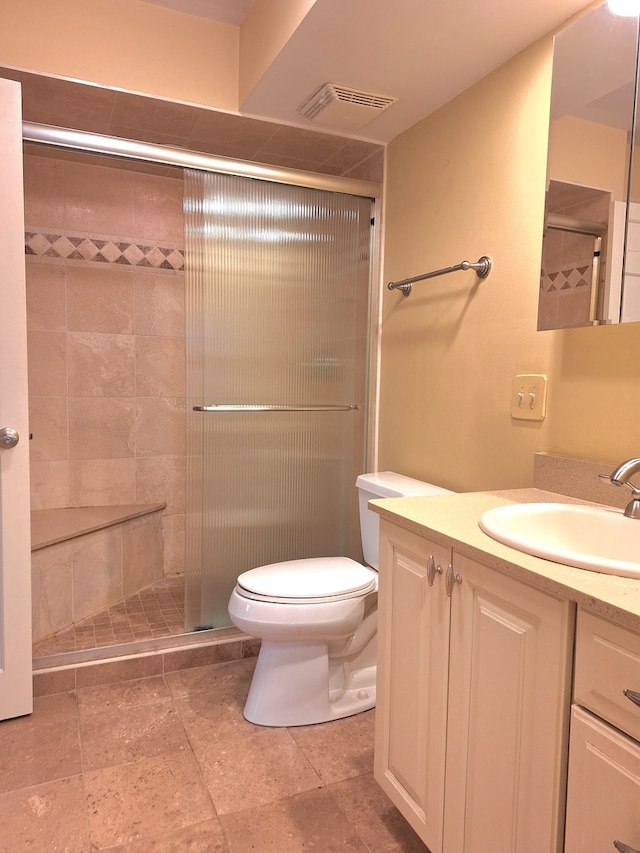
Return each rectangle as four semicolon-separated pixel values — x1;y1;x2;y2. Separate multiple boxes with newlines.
511;374;548;421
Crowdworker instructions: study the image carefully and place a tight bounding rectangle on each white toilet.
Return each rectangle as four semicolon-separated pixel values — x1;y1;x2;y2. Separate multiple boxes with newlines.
228;471;452;727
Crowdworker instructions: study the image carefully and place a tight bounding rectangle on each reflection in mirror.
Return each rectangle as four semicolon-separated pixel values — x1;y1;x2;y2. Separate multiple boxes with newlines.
539;180;611;330
538;1;639;329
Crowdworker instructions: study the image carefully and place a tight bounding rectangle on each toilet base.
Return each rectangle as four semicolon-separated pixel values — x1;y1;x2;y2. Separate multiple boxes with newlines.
243;639;376;727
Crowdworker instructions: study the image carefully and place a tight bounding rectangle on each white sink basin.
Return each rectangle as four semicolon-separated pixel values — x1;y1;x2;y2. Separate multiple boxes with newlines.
479;502;640;578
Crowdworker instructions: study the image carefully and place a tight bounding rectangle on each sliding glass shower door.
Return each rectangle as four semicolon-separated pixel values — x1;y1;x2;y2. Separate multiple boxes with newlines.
184;170;374;629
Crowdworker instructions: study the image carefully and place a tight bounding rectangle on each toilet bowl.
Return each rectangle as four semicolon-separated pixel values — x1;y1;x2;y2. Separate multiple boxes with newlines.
228;472;452;727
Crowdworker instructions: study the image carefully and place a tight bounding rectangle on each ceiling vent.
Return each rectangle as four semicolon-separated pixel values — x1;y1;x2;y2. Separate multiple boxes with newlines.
297;83;397;131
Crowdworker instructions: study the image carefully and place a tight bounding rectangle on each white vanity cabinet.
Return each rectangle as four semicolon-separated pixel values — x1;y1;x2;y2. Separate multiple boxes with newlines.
564;610;640;853
374;520;573;853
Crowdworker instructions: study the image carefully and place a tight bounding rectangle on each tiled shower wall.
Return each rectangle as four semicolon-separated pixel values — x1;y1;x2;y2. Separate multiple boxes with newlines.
24;152;186;576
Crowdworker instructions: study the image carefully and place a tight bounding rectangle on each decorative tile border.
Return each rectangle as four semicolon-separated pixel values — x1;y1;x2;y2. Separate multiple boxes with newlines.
540;265;590;293
25;229;184;271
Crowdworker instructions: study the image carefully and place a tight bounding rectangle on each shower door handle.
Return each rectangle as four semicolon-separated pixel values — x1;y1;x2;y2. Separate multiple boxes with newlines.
0;427;19;448
193;404;360;412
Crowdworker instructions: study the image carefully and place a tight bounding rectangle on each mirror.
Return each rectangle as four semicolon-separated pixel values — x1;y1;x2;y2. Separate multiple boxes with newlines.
538;1;639;329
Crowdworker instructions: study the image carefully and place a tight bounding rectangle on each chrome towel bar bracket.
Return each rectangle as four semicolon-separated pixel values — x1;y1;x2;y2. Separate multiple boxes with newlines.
387;255;492;297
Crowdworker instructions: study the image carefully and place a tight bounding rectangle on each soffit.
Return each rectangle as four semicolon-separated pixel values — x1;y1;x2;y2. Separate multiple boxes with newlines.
1;66;382;181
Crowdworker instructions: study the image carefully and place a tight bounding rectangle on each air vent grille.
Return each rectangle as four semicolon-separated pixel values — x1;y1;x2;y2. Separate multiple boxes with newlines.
297;83;397;130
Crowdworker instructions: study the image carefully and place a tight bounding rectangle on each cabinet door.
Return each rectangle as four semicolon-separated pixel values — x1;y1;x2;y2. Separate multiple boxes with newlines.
565;705;640;853
444;553;573;853
374;521;451;852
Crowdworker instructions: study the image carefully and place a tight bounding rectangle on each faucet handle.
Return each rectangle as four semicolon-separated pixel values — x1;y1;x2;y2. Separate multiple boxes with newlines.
603;476;640;495
600;472;640;493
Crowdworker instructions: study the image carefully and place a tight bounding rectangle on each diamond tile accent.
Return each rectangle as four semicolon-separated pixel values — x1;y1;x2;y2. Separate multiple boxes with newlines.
51;236;76;258
122;243;146;265
25;230;185;271
541;264;592;293
166;249;184;269
101;241;126;263
25;232;52;255
78;239;100;261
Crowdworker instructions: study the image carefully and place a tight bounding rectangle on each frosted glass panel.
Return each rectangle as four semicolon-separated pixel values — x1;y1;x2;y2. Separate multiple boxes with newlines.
184;170;373;628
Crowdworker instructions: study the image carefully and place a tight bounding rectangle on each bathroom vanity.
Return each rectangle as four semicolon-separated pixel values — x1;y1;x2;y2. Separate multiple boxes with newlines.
371;488;640;853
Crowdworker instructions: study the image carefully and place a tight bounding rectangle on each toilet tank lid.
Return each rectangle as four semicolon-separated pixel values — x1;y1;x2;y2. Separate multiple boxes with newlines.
356;471;453;498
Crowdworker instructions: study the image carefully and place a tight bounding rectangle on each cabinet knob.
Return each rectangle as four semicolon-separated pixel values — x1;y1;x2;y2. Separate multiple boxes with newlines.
445;564;462;596
614;842;640;853
426;554;442;587
623;688;640;709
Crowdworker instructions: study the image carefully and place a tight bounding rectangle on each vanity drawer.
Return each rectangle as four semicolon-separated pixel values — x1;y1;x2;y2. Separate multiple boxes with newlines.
574;609;640;742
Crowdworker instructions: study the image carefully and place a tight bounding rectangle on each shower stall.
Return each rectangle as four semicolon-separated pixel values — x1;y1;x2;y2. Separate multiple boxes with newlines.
23;122;379;658
184;170;375;629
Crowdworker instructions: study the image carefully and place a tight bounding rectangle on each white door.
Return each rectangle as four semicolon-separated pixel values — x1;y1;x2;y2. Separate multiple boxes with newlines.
0;78;32;720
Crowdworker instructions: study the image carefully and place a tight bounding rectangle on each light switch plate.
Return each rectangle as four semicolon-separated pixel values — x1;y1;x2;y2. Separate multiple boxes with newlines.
511;374;548;421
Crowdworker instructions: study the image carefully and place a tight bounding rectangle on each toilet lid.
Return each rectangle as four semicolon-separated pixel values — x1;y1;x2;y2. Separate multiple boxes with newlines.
236;557;377;602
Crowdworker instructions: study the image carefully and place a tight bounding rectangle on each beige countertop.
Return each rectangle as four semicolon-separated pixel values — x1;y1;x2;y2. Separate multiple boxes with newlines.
371;488;640;632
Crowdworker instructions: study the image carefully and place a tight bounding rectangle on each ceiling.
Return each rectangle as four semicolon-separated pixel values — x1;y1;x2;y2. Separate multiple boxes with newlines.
144;0;594;143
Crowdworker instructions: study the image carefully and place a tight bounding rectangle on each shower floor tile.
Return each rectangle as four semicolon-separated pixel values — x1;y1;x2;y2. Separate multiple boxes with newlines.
32;576;185;659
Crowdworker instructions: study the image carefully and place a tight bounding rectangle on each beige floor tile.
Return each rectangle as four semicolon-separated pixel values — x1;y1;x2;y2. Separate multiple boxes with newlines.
79;701;190;771
327;773;428;852
0;775;91;853
0;693;82;794
76;674;172;713
84;750;215;849
105;818;228;851
193;727;322;816
5;658;424;850
289;709;376;783
168;659;255;746
173;685;255;747
219;787;369;852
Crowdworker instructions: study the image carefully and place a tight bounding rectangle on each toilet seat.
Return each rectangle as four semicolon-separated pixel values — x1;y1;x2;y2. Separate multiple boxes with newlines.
236;557;377;604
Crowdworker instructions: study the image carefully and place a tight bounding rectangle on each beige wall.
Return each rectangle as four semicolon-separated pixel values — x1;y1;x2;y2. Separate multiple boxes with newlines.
0;0;238;110
379;35;640;492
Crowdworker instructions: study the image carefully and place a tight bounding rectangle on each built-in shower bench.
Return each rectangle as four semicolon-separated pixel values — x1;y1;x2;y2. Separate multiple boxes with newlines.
31;503;166;643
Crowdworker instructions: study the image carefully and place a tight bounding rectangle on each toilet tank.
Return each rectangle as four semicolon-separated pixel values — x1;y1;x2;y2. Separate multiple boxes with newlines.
356;472;453;570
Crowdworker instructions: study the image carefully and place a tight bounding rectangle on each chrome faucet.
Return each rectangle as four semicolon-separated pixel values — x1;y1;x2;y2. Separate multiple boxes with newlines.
607;458;640;519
